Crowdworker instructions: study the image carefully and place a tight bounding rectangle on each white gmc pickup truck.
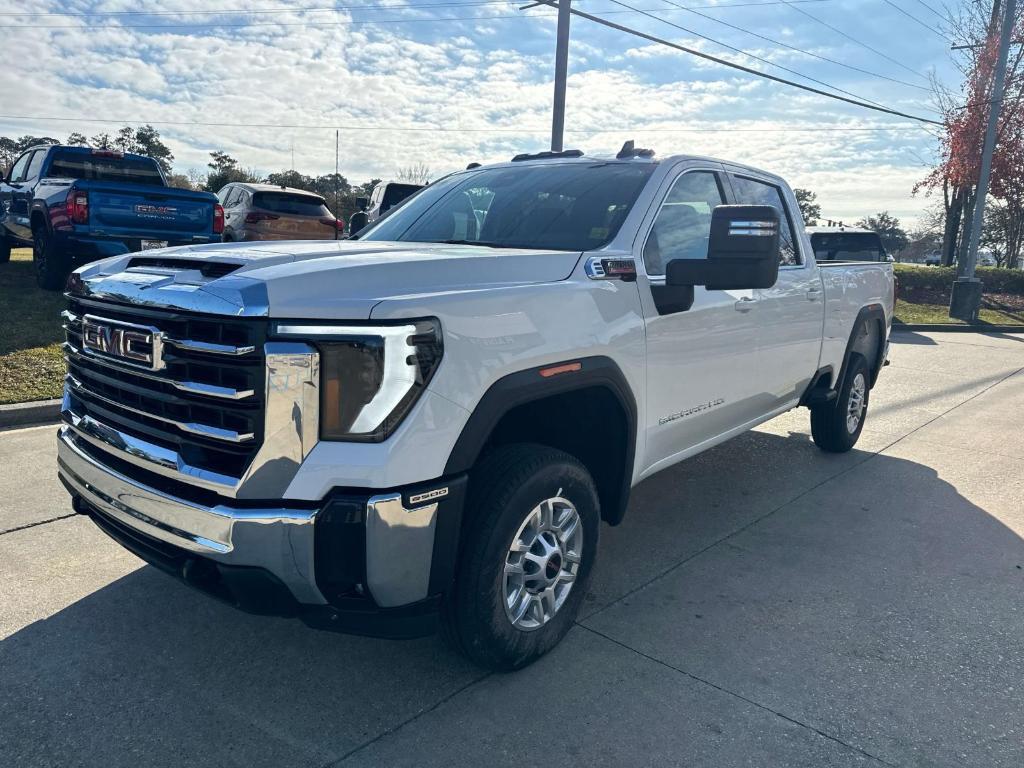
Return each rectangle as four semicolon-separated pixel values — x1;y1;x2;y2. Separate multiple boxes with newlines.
57;147;893;669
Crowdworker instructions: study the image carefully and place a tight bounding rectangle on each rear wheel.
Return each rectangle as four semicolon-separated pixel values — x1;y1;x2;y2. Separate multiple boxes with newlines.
33;226;72;291
811;353;870;453
441;444;600;671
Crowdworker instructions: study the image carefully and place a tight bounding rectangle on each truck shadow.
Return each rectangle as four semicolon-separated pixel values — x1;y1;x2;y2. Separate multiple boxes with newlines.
2;430;1023;767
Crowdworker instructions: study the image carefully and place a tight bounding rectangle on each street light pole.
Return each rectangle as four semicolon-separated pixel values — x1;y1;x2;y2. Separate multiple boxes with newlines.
950;0;1018;321
550;0;571;152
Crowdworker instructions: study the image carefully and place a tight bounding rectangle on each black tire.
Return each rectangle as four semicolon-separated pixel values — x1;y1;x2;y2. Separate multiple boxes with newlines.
33;225;72;291
0;234;10;264
811;353;871;453
441;443;600;671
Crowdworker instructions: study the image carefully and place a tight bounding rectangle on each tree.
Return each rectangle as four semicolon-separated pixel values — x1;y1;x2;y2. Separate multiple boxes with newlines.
90;132;112;149
982;197;1024;268
165;173;195;190
396;163;431;185
204;151;261;193
66;132;89;147
915;0;1024;267
793;188;821;226
857;211;909;255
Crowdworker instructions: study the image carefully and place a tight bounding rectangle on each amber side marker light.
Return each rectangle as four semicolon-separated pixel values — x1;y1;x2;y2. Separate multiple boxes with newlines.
539;361;582;378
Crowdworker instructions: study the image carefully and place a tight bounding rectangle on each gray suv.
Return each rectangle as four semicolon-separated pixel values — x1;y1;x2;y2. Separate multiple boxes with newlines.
217;183;343;242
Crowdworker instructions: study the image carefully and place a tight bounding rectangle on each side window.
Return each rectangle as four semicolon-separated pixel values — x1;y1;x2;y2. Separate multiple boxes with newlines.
642;171;724;276
730;176;800;266
217;186;233;205
7;152;32;183
25;151;46;180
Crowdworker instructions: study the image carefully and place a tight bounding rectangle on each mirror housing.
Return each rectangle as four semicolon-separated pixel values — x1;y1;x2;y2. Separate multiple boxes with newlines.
666;204;781;290
355;196;369;210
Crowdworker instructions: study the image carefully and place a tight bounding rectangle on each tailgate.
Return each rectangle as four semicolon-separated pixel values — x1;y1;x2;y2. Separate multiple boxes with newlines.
84;183;214;237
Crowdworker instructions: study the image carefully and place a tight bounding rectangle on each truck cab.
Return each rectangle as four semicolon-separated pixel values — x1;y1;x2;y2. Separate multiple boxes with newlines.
57;148;893;670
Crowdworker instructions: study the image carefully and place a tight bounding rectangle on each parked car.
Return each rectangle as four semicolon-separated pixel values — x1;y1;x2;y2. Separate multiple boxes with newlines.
0;145;223;289
925;251;942;266
216;182;343;242
807;225;890;262
364;180;423;224
58;147;894;670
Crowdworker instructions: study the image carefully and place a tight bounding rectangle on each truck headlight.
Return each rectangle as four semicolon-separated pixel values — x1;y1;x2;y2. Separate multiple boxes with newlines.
272;320;443;442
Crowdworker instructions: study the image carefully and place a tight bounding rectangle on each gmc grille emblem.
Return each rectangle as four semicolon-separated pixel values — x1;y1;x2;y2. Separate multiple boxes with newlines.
82;315;165;370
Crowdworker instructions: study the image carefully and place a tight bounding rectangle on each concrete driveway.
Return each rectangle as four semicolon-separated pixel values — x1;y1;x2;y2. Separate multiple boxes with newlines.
2;330;1023;767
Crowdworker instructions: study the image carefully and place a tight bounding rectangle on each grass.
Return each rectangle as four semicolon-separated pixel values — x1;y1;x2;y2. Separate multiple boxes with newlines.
895;299;1024;326
0;249;67;405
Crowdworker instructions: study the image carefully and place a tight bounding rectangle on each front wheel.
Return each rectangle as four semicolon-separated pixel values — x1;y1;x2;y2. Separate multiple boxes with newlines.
33;226;72;290
811;353;870;453
441;444;600;671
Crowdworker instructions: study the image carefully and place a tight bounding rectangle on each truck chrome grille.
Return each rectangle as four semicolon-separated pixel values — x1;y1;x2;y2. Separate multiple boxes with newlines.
63;298;267;481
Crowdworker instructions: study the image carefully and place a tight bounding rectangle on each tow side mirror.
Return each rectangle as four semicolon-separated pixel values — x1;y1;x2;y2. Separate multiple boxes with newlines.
666;204;781;290
355;196;369;210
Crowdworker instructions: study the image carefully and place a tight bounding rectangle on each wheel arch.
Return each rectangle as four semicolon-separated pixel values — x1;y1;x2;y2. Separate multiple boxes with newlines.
836;304;887;391
444;356;637;526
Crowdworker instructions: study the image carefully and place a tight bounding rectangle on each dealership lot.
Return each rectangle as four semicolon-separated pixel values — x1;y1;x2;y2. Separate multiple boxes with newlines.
2;329;1023;767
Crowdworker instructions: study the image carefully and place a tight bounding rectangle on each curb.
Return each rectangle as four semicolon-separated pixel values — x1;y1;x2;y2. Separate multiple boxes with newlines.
0;399;62;430
893;323;1024;334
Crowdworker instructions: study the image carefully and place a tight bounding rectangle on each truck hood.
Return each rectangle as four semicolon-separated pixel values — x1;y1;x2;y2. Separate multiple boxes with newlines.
73;240;583;318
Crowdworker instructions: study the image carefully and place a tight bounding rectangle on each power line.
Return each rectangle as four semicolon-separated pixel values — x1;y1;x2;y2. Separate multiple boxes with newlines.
602;0;934;115
776;0;932;83
531;0;943;124
880;0;953;43
656;0;932;92
0;113;935;133
0;0;509;18
0;0;836;18
0;1;853;29
911;0;945;20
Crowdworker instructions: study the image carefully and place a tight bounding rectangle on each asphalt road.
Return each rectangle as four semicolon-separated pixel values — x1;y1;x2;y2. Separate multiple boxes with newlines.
2;330;1024;767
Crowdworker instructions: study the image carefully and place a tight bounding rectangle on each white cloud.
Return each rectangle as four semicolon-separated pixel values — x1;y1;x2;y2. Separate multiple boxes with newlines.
0;0;958;226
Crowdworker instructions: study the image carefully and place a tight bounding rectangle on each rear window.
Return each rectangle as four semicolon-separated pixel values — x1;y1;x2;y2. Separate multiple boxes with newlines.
46;151;165;186
381;183;422;211
252;192;330;216
811;232;886;262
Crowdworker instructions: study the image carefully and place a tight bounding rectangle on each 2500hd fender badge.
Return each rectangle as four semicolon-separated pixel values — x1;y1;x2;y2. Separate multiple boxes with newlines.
659;398;725;425
408;487;449;506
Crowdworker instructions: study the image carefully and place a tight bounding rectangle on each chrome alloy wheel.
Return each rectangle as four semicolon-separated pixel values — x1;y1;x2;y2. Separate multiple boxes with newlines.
503;496;583;631
847;372;867;433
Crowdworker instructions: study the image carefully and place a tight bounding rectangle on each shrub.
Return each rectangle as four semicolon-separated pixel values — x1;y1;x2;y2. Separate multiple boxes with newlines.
893;264;1024;294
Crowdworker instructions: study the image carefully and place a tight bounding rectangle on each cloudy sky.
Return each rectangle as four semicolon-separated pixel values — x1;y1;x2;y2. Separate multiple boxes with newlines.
0;0;962;226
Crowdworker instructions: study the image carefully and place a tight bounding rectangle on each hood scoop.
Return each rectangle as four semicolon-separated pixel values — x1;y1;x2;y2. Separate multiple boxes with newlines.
126;256;242;281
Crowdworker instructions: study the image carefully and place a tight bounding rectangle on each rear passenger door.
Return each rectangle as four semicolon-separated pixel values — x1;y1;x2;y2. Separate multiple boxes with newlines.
1;151;35;243
728;171;822;409
636;163;764;477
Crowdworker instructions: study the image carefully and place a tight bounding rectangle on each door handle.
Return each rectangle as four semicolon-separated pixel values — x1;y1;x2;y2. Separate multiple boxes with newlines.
734;296;758;312
806;288;823;301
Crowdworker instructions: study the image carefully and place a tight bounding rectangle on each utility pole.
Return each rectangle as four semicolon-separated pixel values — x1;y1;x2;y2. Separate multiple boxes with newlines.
550;0;571;152
335;129;340;238
950;0;1018;320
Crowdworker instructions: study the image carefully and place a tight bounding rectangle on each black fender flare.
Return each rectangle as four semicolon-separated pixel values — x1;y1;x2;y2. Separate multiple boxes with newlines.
443;355;638;525
836;304;887;391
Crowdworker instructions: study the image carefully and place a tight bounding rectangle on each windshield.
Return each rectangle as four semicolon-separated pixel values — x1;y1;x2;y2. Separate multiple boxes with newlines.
253;192;330;217
359;162;657;251
46;151;165;186
811;232;886;262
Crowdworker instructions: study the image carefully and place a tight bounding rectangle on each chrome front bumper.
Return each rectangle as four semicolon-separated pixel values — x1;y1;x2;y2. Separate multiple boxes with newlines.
57;425;327;606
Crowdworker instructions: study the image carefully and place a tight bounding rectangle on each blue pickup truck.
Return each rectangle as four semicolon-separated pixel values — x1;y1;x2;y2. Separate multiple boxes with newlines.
0;145;223;289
